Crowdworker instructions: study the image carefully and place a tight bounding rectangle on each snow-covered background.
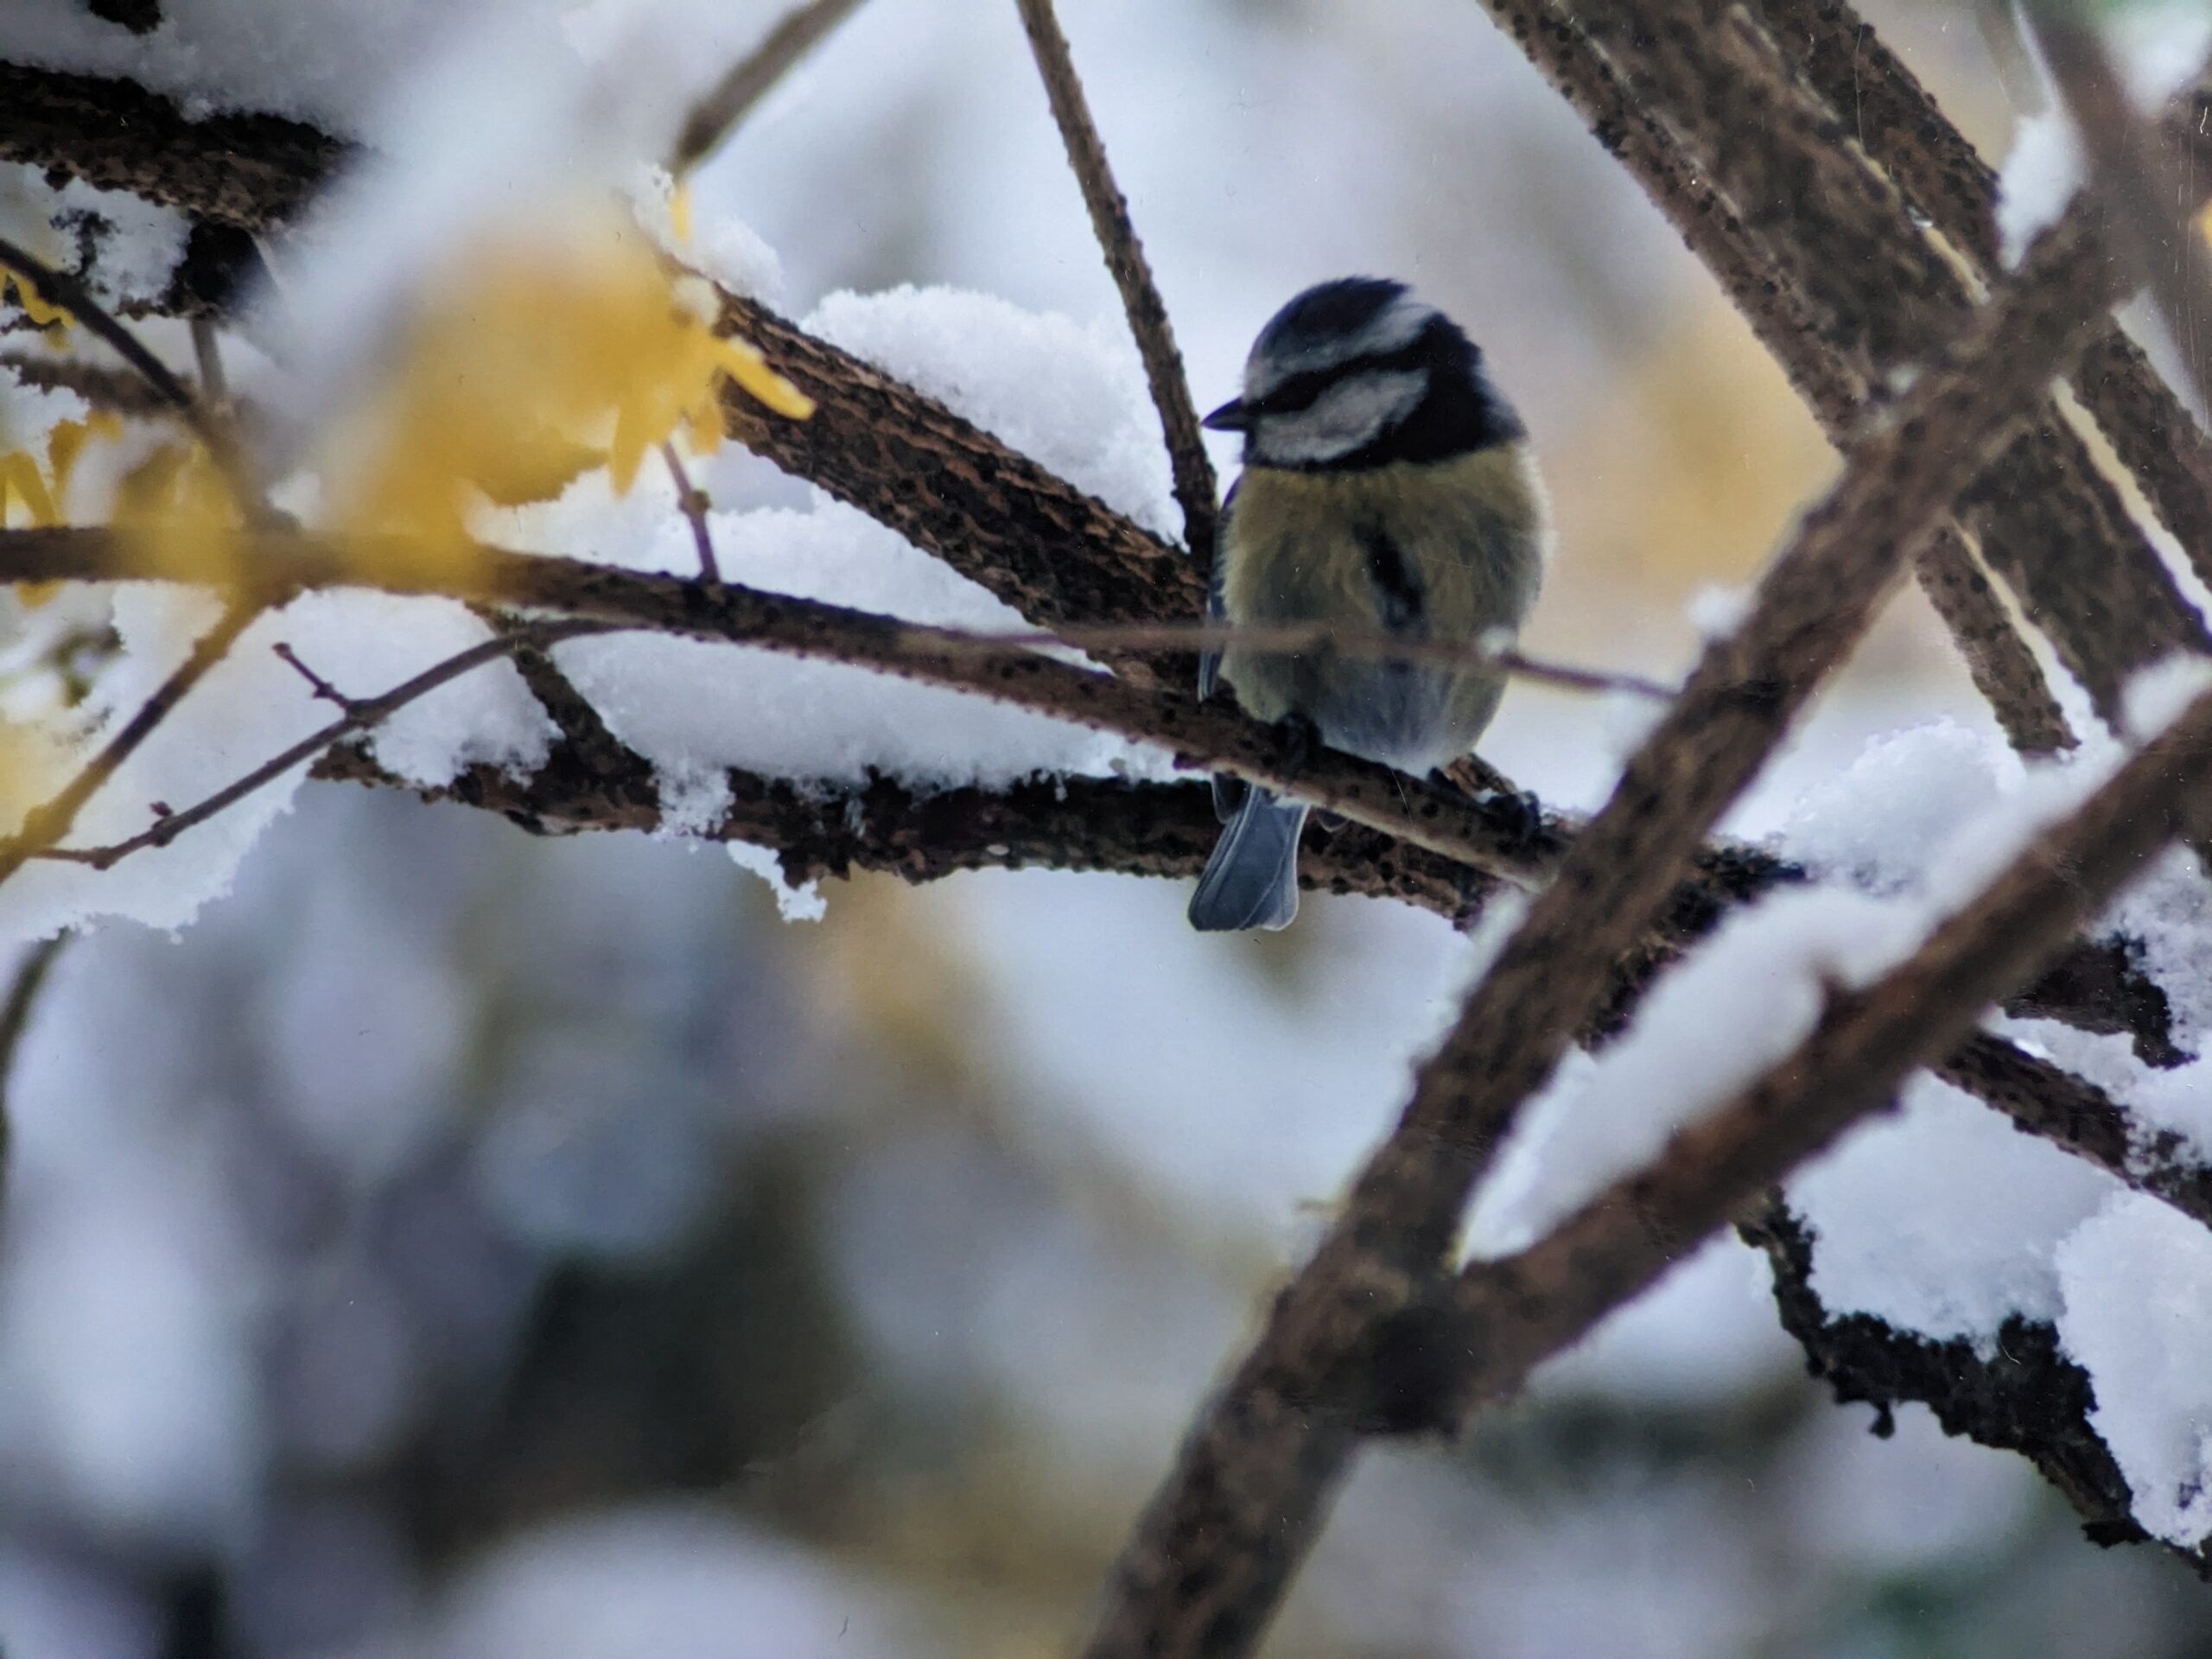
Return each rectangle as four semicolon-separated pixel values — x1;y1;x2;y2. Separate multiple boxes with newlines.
5;0;2212;1655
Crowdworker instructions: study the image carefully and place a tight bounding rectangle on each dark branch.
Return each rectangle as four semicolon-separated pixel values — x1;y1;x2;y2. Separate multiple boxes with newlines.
1755;0;2212;606
1440;679;2212;1413
0;59;345;228
0;932;69;1217
1472;0;2073;753
1743;1202;2202;1573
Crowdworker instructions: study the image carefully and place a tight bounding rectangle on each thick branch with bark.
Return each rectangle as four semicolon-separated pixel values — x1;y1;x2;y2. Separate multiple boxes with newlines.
0;60;342;227
1096;641;2212;1658
1488;0;2209;733
0;518;2173;1054
1445;677;2212;1417
1756;0;2212;597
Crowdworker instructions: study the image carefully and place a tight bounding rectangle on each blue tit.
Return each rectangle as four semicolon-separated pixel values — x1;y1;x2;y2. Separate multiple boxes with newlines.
1188;276;1549;932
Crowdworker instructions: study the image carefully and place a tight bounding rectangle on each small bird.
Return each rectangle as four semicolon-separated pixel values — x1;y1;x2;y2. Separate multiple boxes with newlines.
1189;277;1548;931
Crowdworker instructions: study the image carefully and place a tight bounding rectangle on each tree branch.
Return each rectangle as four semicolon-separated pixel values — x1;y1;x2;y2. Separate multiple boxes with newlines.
1756;0;2212;601
0;233;262;510
0;60;345;229
0;524;1549;884
1474;0;2072;753
0;931;69;1215
1742;1201;2199;1571
1484;0;2212;736
1014;0;1218;569
0;61;1205;680
2030;3;2212;426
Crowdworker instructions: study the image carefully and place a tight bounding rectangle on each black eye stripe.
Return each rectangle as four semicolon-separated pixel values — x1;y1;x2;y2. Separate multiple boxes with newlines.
1249;331;1443;417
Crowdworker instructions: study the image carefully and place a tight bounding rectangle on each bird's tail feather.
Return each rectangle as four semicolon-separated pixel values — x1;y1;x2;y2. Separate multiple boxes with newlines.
1188;789;1308;932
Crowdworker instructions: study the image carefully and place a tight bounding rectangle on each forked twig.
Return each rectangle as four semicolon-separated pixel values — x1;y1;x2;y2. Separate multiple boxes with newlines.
32;620;611;874
0;598;263;885
1014;0;1219;568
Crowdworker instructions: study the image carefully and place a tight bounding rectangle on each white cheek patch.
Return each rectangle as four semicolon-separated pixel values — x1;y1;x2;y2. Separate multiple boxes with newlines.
1247;294;1436;398
1251;369;1428;466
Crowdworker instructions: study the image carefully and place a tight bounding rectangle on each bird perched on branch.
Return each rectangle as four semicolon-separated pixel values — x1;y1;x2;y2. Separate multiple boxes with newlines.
1189;277;1548;931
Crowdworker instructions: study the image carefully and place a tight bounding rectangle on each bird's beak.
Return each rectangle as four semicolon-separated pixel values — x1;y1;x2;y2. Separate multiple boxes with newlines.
1202;397;1251;433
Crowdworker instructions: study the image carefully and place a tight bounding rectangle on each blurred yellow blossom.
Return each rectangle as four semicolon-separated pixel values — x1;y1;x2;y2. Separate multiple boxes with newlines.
2;270;70;333
0;450;57;528
113;442;245;586
326;214;811;575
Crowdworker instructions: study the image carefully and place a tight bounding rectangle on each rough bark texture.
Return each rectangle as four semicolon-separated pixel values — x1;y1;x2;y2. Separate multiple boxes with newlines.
1743;1202;2202;1570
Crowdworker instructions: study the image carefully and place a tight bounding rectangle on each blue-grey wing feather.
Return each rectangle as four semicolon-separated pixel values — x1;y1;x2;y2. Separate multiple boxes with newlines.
1204;477;1245;823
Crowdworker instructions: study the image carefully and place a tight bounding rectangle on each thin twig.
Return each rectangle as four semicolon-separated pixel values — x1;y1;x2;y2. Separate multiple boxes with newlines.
934;618;1676;700
33;620;611;873
0;597;262;885
1014;0;1218;568
270;640;356;709
667;0;868;174
0;932;69;1213
659;440;721;582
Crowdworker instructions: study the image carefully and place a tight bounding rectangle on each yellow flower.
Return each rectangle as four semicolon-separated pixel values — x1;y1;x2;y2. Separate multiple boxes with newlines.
327;214;811;575
2;270;70;333
45;412;123;505
0;450;57;527
0;719;69;837
113;442;245;586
